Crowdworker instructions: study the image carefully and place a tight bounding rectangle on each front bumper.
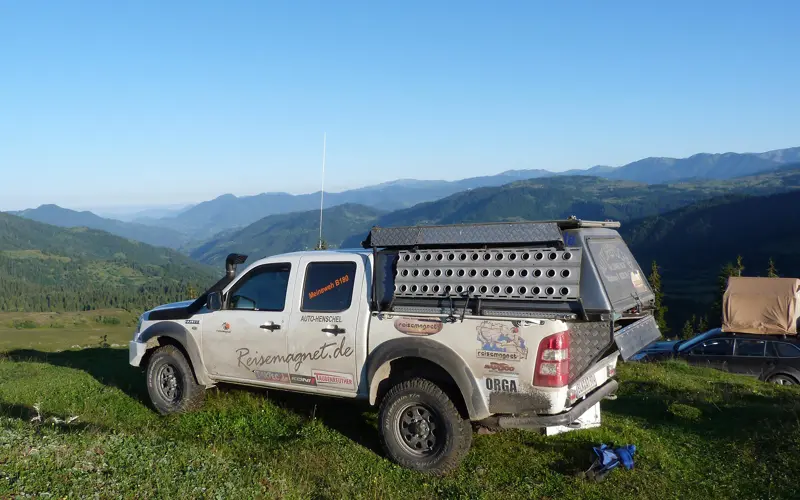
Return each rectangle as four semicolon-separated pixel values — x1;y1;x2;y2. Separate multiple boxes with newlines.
129;341;147;367
497;379;618;430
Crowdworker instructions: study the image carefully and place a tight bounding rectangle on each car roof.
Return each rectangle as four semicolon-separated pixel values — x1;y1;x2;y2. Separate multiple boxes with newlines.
705;328;800;343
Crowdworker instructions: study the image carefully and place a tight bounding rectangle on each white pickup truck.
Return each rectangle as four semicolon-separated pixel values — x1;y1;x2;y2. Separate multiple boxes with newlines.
129;219;660;474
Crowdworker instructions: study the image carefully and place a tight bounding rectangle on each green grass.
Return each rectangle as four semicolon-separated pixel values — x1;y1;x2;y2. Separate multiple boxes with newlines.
0;310;136;351
0;329;799;498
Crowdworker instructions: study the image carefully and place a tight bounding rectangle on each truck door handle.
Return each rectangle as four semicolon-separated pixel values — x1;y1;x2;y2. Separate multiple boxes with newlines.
322;324;345;335
260;322;281;331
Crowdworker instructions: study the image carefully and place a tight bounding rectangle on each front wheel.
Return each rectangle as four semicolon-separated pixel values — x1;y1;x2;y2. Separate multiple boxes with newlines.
145;344;206;414
378;378;472;475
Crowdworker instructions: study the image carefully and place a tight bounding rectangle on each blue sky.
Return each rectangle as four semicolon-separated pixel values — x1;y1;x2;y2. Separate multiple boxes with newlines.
1;1;799;211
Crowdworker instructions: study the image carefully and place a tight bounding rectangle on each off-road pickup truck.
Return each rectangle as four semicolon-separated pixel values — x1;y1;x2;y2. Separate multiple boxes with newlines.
129;219;661;474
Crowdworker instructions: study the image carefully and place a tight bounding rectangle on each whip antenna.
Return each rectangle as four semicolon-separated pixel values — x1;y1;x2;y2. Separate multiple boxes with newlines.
318;132;326;250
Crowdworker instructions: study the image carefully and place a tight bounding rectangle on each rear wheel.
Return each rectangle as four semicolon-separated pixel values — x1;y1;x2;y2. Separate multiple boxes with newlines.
768;374;797;386
378;378;472;475
146;344;205;414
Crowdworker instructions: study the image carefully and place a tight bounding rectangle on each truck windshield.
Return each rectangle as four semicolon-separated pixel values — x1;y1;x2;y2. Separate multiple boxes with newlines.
586;236;654;311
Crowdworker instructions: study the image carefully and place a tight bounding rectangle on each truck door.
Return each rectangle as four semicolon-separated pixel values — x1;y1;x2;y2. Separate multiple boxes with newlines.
201;261;295;384
286;255;364;394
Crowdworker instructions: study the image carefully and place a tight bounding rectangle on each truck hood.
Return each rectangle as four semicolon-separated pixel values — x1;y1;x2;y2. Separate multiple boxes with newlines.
145;300;197;321
151;300;194;312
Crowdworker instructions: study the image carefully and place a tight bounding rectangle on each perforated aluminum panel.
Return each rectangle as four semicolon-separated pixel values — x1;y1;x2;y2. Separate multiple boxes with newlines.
568;321;613;383
366;222;564;248
393;247;582;301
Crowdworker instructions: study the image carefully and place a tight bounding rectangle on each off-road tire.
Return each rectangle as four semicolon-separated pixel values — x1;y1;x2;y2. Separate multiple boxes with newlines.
378;378;472;475
768;374;797;385
146;345;205;415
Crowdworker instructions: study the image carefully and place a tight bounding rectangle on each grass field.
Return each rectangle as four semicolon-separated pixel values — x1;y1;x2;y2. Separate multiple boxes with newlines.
1;317;799;499
0;309;136;351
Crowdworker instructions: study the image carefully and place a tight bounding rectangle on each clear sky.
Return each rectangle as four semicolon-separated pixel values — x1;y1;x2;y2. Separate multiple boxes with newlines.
2;0;799;211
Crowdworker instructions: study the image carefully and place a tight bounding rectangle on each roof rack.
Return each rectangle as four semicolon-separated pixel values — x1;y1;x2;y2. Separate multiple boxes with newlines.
360;218;620;249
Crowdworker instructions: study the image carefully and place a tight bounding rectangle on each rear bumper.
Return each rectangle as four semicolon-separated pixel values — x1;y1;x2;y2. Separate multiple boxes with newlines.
497;379;618;430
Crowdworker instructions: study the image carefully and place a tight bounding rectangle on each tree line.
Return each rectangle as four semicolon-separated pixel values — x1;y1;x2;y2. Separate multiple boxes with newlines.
648;256;783;339
0;252;212;315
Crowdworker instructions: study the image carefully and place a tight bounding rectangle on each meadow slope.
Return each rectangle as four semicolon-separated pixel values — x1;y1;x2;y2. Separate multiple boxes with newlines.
0;317;798;499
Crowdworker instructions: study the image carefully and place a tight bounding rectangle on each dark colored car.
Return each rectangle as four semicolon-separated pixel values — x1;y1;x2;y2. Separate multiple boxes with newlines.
631;328;800;385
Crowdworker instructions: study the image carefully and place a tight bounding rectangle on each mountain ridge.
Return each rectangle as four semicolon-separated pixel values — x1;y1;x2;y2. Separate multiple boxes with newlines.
10;204;189;249
141;145;800;237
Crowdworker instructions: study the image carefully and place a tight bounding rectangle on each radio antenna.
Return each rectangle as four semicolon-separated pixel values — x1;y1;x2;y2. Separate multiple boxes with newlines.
318;132;326;250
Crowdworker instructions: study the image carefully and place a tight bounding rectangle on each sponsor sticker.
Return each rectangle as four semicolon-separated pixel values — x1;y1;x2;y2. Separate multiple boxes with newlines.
311;369;355;389
485;376;518;393
185;319;200;325
394;317;443;336
254;370;289;383
290;374;317;386
484;361;517;373
216;322;231;333
476;321;528;361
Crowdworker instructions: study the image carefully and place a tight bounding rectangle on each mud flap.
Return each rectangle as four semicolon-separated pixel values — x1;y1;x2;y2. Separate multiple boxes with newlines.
613;315;661;360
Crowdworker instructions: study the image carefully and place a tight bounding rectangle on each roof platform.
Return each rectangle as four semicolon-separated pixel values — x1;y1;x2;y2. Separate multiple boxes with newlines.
361;218;621;250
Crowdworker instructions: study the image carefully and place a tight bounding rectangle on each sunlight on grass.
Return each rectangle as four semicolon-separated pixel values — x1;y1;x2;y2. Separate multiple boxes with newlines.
1;340;799;498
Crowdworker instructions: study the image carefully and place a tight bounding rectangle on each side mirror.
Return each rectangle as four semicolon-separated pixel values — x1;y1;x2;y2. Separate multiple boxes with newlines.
207;291;222;311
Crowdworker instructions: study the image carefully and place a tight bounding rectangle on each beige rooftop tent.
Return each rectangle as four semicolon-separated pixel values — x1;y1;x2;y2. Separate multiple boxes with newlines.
722;277;800;335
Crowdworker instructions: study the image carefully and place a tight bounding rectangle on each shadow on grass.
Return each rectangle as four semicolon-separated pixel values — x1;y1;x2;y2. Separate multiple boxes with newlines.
3;348;384;454
214;382;384;454
4;348;149;403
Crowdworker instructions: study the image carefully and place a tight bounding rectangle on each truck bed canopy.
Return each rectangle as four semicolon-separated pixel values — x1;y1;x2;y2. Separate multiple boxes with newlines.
722;277;800;335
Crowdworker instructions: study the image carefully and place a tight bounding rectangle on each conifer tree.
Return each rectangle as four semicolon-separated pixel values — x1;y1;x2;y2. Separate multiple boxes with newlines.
767;258;779;278
647;260;669;335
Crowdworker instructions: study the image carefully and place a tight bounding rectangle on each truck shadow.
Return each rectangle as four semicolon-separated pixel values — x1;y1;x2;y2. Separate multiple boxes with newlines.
3;348;149;403
3;348;384;453
214;382;384;454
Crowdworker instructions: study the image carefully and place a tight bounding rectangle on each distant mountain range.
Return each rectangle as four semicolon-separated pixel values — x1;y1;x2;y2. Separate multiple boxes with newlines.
123;145;800;238
189;165;800;265
7;145;800;249
10;205;190;249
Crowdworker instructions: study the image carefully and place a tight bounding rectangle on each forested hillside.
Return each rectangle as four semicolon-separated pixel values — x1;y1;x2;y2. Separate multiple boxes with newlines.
189;204;383;265
0;213;218;312
622;190;800;332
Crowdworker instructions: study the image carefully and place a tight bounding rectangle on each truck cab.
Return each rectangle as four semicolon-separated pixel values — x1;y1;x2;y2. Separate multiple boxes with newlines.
129;219;661;475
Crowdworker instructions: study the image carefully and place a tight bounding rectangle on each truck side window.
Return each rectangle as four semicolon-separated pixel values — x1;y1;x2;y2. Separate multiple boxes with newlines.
301;262;357;313
228;263;291;311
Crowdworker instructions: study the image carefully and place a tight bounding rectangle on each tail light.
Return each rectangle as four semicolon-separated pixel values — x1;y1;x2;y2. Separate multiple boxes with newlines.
533;330;570;387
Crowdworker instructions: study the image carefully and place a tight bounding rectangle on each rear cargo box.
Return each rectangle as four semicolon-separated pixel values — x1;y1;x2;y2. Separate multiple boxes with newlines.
722;277;800;335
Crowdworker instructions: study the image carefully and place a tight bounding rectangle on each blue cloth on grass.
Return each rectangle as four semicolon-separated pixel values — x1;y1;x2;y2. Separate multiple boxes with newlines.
582;444;636;481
